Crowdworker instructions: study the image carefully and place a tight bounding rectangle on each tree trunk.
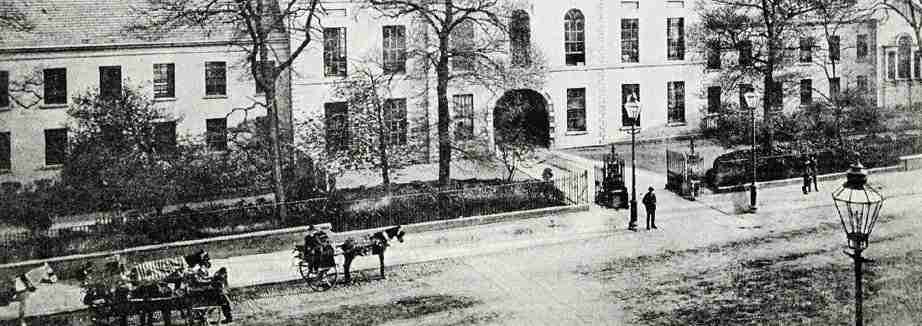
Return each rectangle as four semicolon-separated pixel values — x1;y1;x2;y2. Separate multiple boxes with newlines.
379;113;391;195
266;86;288;222
436;44;452;187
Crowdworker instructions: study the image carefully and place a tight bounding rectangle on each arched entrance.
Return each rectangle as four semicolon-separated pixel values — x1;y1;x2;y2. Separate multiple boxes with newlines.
494;89;550;148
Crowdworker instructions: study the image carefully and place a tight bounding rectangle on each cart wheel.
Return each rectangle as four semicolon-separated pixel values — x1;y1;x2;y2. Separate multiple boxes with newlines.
299;262;337;291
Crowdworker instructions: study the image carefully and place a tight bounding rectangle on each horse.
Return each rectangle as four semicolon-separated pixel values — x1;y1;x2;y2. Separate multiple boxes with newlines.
0;263;58;326
338;225;406;283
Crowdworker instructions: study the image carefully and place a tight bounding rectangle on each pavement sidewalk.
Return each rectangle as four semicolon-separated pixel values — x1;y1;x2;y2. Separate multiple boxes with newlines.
4;168;920;322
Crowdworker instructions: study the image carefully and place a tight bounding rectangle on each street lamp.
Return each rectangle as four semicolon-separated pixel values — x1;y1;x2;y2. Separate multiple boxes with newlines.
831;162;884;326
624;94;642;231
743;91;759;212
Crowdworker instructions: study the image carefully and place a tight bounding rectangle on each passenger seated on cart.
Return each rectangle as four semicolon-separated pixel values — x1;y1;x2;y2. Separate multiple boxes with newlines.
303;225;335;272
187;261;234;324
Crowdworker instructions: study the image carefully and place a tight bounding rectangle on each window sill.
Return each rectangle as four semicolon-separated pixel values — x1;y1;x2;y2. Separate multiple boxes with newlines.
154;97;177;102
37;165;63;171
203;95;228;100
0;169;10;175
41;104;67;109
619;126;641;131
565;131;589;136
667;122;687;127
0;107;10;112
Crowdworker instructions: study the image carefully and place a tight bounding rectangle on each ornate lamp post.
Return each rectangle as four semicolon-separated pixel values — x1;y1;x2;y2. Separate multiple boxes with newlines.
743;91;759;212
624;95;642;230
831;162;884;326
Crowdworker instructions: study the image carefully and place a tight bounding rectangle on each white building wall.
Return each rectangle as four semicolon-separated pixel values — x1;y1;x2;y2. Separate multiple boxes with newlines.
0;43;285;184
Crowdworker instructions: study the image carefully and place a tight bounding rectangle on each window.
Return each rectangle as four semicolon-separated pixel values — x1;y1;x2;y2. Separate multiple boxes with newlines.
621;19;639;63
899;36;912;79
888;52;896;80
205;62;227;96
324;27;347;77
153;63;175;98
707;86;721;114
739;84;753;108
828;35;840;61
43;68;67;105
915;51;922;79
738;41;752;66
667;18;685;61
453;94;474;140
382;25;407;73
0;71;8;108
384;99;407;146
857;75;868;92
0;132;9;171
564;9;586;66
857;34;868;60
829;77;841;100
154;121;176;154
452;21;476;70
99;66;121;100
767;81;783;113
206;118;227;151
800;37;813;63
566;88;586;132
44;128;67;166
255;61;275;94
324;102;349;151
800;79;812;105
667;81;685;124
510;10;531;66
707;42;721;69
621;84;640;127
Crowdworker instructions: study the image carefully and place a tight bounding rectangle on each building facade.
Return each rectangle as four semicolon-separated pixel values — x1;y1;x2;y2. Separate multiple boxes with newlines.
0;0;290;184
290;0;706;161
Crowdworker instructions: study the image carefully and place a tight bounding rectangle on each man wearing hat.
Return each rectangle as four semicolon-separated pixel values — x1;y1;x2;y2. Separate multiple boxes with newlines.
642;186;657;230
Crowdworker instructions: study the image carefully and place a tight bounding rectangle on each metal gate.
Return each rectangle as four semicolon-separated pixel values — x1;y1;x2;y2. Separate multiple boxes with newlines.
666;149;702;200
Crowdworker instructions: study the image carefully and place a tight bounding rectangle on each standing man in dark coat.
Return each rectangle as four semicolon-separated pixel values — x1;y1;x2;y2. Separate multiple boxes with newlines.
642;187;657;230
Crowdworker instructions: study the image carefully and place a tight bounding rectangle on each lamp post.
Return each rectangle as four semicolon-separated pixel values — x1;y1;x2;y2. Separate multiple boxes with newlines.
831;162;884;326
624;95;642;230
743;91;759;212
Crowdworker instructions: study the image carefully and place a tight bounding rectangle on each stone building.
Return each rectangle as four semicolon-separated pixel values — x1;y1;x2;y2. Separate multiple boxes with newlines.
0;0;290;184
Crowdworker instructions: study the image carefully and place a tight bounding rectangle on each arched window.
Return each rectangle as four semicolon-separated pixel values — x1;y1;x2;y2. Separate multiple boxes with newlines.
510;10;531;66
564;9;585;66
898;35;912;79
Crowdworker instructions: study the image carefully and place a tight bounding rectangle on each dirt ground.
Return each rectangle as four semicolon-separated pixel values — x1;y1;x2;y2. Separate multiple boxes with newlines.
223;188;922;326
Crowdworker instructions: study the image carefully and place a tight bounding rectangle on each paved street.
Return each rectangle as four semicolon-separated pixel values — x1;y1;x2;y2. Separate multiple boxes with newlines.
4;167;920;324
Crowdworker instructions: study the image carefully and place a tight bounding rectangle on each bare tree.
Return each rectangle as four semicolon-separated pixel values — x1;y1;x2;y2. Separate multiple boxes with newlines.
129;0;324;221
364;0;523;187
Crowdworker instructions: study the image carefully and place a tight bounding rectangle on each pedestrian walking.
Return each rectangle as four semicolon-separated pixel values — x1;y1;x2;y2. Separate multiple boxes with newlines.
642;187;657;230
810;155;819;192
802;156;813;195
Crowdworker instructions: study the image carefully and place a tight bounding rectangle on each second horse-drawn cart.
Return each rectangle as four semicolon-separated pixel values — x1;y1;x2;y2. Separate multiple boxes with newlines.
294;224;406;291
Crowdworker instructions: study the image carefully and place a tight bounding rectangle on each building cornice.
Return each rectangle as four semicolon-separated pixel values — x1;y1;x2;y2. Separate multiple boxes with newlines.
0;38;288;55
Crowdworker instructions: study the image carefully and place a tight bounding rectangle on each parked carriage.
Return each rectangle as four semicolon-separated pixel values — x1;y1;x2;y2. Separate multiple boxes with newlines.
295;225;406;291
80;250;231;325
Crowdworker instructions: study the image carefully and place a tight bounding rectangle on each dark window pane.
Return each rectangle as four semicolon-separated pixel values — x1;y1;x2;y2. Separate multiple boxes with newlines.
206;118;227;151
383;25;407;73
205;62;227;96
829;77;841;99
44;128;67;166
739;84;753;108
0;71;8;108
667;81;685;123
567;88;586;131
153;63;175;98
510;11;531;66
800;79;813;105
154;121;177;154
453;94;475;140
621;19;639;63
857;34;868;60
0;132;9;171
707;42;721;69
384;99;408;146
857;75;868;92
99;66;122;100
325;102;349;151
44;68;67;105
800;37;813;63
828;35;840;61
899;36;911;79
888;52;896;80
738;41;752;66
452;22;476;70
707;86;721;114
667;18;685;60
565;9;586;66
324;28;348;77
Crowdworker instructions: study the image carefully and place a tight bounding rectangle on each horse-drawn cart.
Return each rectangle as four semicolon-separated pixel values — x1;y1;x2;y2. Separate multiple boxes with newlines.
294;224;406;291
